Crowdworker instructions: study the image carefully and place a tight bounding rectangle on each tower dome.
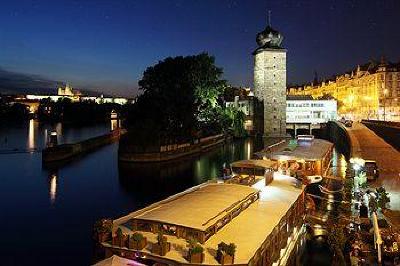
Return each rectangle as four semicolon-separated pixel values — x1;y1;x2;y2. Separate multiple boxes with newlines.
255;25;284;49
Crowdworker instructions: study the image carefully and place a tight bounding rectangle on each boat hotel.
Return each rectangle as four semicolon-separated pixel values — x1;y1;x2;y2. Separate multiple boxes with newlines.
256;135;334;177
96;168;306;266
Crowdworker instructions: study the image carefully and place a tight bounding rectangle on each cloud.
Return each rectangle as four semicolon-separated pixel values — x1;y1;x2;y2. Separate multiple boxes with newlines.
0;67;62;93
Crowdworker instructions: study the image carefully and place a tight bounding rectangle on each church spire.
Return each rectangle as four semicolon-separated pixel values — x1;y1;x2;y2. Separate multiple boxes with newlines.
267;10;271;27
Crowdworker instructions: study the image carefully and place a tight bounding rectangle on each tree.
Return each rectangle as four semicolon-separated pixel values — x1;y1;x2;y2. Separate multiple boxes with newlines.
126;53;227;142
376;186;390;210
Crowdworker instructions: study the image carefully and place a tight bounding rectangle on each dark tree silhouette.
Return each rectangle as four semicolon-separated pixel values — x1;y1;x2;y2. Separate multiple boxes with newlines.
126;53;227;144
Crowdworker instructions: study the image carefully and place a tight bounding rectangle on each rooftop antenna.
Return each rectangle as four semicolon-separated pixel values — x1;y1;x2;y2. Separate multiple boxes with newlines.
267;10;271;26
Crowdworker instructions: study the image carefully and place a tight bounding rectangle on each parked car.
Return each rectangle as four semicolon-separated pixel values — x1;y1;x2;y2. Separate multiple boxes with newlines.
307;175;323;184
344;120;353;128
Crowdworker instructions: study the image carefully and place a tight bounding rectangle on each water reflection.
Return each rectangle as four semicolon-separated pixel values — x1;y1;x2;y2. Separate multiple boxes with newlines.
55;123;62;144
330;149;347;178
118;138;263;203
111;120;121;131
49;172;58;204
28;119;36;149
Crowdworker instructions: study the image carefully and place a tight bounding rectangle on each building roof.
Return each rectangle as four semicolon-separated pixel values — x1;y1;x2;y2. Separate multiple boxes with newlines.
131;183;259;231
286;95;313;100
93;255;146;266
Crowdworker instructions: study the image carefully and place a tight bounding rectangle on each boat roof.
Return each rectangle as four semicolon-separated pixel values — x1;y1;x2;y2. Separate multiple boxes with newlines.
93;255;146;266
111;174;304;265
127;183;259;231
230;159;277;169
256;138;333;161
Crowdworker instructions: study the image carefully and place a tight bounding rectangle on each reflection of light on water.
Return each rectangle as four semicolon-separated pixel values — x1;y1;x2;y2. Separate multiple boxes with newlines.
49;173;57;204
210;164;217;178
44;129;48;146
194;160;204;181
245;140;251;160
28;119;35;149
111;120;118;131
329;149;347;178
55;123;62;143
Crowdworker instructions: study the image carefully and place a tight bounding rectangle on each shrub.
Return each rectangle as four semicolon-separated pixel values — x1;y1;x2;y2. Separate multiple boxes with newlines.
217;242;236;256
191;244;204;254
226;243;236;256
132;232;144;242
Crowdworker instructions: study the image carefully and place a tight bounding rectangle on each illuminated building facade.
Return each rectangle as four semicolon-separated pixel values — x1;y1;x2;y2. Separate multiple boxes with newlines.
288;59;400;121
24;83;132;105
57;83;81;97
286;96;337;135
224;87;257;133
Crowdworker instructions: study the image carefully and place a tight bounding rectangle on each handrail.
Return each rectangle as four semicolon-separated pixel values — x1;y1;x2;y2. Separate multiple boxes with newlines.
371;211;383;264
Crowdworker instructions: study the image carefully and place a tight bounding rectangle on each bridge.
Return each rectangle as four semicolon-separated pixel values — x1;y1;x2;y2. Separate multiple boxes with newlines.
343;122;400;210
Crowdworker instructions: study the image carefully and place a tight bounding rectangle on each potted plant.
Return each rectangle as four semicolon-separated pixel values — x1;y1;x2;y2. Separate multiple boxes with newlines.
216;242;236;264
93;218;112;243
129;232;147;250
152;231;171;256
187;238;205;263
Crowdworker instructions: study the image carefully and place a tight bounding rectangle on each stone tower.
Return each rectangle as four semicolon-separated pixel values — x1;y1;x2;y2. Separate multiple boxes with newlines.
253;23;287;138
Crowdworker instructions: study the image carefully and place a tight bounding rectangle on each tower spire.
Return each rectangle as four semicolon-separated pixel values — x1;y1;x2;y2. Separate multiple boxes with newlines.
267;10;271;26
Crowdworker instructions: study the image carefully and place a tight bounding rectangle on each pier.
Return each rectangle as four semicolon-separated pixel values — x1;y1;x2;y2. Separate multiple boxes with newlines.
344;122;400;210
42;129;125;163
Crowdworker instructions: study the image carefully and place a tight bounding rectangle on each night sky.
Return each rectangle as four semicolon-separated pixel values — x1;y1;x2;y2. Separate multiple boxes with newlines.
1;0;399;96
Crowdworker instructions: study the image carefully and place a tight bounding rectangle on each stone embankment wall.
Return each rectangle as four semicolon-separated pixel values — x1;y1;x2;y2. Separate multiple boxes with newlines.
42;129;123;162
118;134;229;162
361;120;400;151
326;121;351;159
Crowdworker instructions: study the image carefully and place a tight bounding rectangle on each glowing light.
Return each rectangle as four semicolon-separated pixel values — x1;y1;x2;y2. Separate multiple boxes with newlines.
28;119;35;150
384;89;388;95
111;120;118;131
49;173;57;204
246;140;251;160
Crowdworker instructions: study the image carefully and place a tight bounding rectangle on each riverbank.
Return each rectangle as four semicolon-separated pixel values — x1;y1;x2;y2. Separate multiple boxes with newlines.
118;134;232;162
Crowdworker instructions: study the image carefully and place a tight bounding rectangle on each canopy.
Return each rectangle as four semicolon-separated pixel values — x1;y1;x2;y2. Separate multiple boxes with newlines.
230;159;277;169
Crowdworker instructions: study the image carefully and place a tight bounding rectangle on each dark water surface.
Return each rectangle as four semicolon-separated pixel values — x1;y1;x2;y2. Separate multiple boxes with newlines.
0;120;261;266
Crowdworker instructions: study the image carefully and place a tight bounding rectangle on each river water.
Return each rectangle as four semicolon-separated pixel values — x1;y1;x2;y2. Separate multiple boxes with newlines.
0;120;264;266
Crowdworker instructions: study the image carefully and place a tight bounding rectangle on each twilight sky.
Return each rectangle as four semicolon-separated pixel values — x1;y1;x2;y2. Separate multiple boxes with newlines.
1;0;399;96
